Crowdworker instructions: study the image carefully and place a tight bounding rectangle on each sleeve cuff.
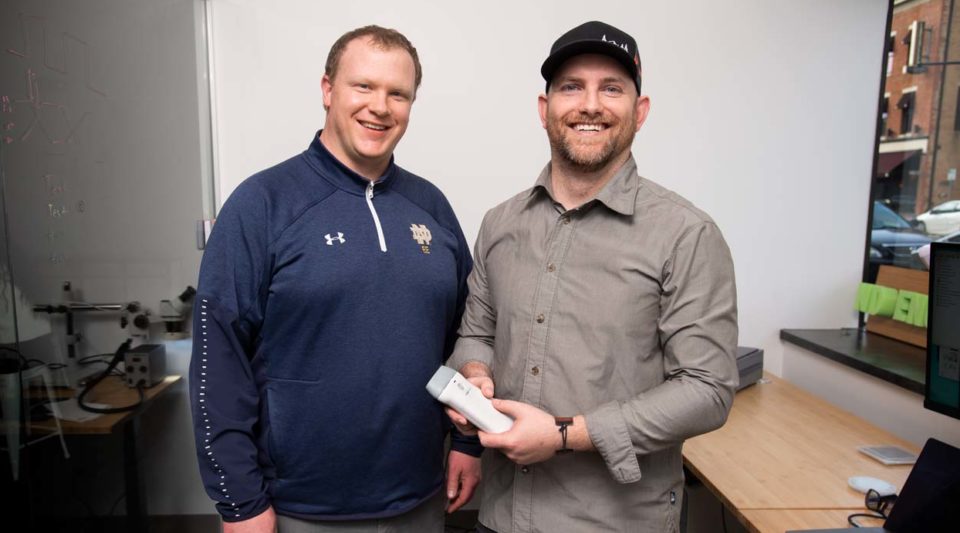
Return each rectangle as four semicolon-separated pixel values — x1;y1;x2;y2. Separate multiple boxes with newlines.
217;494;271;523
585;402;642;484
450;428;484;457
447;337;494;372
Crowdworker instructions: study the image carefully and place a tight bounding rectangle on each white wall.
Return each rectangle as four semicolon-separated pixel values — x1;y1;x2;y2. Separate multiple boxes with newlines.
212;0;884;373
783;344;960;446
206;0;960;515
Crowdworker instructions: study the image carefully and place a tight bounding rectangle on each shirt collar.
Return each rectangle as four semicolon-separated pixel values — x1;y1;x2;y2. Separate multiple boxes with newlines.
527;156;639;216
301;130;398;195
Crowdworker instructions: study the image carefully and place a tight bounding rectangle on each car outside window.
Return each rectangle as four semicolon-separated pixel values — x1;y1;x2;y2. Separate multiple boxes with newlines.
873;202;912;230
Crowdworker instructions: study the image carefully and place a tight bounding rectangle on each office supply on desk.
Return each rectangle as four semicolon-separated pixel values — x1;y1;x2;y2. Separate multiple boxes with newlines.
858;445;918;465
847;475;896;496
925;242;960;420
736;346;764;390
788;438;960;533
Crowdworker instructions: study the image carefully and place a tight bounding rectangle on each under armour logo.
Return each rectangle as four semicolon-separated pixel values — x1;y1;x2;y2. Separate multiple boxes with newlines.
325;232;345;245
410;224;432;254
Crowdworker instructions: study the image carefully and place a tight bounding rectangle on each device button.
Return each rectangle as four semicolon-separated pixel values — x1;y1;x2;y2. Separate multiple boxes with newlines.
531;366;540;376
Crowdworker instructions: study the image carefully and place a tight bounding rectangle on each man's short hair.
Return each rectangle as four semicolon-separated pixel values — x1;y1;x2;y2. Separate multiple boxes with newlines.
324;25;422;91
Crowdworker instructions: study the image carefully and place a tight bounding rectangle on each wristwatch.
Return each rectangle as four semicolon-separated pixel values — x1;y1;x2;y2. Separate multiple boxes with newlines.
555;416;574;454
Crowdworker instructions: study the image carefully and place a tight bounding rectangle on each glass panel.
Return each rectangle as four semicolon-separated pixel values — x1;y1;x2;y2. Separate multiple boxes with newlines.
866;1;960;281
0;0;209;372
1;156;17;354
0;0;212;523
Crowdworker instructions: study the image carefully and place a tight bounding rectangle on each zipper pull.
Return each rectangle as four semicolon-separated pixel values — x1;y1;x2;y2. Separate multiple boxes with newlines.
367;181;374;200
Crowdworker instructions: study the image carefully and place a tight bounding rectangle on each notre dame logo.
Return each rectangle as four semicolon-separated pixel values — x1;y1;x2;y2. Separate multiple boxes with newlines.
410;224;432;254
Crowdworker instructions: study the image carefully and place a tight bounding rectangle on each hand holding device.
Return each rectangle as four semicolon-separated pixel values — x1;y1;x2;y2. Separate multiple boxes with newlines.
427;366;513;434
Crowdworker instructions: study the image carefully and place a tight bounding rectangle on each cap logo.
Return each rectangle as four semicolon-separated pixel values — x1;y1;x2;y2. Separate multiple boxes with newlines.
601;34;630;54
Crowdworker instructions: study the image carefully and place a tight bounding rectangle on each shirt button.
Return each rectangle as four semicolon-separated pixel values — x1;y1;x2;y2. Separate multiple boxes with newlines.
547;263;556;272
561;217;571;225
531;366;540;376
536;313;545;323
521;466;530;474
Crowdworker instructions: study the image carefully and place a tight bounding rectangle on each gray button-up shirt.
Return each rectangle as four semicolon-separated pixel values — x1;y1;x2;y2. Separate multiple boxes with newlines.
449;157;738;533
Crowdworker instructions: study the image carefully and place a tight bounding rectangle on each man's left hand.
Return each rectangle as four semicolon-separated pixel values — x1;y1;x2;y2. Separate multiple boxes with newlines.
478;399;561;465
445;450;481;513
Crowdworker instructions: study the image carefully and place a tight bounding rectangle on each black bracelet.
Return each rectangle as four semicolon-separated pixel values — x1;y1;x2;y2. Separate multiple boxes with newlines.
555;417;574;454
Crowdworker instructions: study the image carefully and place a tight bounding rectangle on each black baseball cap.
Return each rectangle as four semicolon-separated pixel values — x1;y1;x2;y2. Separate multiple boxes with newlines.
541;21;642;94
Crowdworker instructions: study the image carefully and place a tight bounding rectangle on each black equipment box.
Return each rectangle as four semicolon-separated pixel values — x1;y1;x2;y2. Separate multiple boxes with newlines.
124;344;166;388
736;346;764;390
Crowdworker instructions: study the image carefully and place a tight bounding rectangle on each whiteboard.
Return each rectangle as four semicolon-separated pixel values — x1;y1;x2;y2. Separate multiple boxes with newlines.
0;0;210;358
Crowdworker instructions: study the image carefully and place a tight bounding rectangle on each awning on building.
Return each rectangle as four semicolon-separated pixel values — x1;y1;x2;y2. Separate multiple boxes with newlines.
876;149;920;176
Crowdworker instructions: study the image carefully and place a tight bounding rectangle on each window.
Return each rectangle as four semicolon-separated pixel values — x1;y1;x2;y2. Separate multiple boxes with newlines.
865;5;960;283
888;34;896;77
954;86;960;131
899;91;915;134
881;94;890;138
905;20;927;73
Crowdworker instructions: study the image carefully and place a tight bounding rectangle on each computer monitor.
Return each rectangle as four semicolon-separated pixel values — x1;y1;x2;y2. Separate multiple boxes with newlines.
925;242;960;420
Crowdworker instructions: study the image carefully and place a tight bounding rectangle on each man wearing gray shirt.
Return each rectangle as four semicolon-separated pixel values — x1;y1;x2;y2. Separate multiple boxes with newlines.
445;21;738;533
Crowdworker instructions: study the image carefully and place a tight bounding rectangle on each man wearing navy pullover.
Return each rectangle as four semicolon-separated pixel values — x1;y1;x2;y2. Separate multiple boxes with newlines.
190;26;481;532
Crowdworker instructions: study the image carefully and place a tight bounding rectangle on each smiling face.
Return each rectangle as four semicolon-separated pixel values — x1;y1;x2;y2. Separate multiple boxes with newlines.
539;53;649;174
320;37;417;180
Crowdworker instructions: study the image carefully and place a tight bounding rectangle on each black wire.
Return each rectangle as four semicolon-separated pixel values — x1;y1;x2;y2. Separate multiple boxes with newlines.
77;356;126;377
1;345;29;369
77;353;112;364
847;511;886;528
0;345;23;356
77;339;145;414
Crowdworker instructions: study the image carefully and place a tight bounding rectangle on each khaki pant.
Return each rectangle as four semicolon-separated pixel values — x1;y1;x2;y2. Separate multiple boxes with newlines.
276;490;446;533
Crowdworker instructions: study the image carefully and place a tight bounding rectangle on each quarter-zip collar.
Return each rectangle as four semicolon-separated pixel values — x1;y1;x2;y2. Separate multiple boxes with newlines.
301;130;398;195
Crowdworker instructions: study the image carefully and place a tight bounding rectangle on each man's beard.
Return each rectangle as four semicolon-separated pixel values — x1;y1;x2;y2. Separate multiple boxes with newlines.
546;111;635;173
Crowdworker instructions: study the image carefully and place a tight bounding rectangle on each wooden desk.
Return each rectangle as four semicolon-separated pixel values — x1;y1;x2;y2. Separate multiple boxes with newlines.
683;373;918;532
741;509;884;531
32;375;180;434
29;374;181;532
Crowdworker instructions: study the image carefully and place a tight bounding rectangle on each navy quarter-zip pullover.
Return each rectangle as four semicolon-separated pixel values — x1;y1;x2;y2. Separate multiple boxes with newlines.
189;132;479;522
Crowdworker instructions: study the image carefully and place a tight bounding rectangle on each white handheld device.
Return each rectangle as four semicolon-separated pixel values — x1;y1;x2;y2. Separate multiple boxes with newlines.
426;366;513;434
